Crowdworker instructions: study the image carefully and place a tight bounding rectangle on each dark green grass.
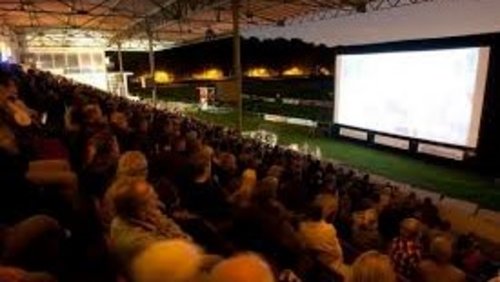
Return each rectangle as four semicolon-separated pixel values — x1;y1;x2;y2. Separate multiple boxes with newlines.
192;110;500;210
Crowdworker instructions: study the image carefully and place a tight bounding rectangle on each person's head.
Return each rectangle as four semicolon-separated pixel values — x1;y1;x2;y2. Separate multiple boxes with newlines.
399;218;421;239
110;111;129;130
321;174;336;193
138;119;149;133
116;151;148;179
113;179;159;220
188;149;212;182
251;175;280;204
186;131;202;153
132;240;203;282
258;176;279;197
351;251;396;282
267;165;284;179
0;70;17;102
172;136;187;152
239;168;257;193
210;253;275;282
217;152;237;175
83;104;103;125
85;131;120;166
313;193;338;220
423;197;433;206
430;235;453;264
304;203;324;222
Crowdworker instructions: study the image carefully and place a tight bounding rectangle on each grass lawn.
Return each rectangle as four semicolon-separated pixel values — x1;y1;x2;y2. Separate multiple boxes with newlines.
191;109;500;210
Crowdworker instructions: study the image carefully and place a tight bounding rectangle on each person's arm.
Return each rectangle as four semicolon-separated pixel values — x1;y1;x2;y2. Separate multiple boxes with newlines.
0;266;27;282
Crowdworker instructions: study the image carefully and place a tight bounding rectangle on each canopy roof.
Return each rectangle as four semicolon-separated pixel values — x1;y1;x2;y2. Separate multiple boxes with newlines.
0;0;430;50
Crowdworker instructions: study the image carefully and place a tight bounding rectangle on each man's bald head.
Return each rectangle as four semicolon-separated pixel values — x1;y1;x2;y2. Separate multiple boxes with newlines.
210;253;275;282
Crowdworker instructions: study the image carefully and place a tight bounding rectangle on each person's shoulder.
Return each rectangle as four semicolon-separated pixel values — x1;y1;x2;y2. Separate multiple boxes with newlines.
447;264;466;281
418;259;435;270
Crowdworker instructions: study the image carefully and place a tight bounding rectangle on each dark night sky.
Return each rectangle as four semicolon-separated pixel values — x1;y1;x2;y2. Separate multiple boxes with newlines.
106;37;334;78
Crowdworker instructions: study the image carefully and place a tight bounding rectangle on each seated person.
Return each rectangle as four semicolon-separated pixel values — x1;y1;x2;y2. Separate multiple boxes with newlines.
1;215;63;281
351;199;382;252
179;148;229;220
417;235;466;282
389;218;423;279
351;250;396;282
298;203;349;279
101;151;149;227
230;177;304;270
109;178;190;268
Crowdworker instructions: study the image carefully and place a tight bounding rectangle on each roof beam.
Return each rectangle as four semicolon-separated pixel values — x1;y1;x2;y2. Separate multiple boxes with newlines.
0;6;135;18
110;0;226;43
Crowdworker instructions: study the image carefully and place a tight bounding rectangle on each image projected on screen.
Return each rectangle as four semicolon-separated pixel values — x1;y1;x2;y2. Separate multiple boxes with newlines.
335;47;490;147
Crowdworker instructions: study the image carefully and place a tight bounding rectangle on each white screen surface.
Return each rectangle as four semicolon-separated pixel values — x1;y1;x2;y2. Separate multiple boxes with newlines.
335;47;490;147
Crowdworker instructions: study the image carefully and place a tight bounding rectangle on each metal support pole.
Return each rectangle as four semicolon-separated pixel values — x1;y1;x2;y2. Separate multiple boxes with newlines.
232;0;242;132
147;32;157;104
117;42;125;96
117;42;124;74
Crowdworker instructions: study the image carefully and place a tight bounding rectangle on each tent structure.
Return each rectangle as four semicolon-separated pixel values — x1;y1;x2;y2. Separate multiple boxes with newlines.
0;0;434;50
245;0;500;47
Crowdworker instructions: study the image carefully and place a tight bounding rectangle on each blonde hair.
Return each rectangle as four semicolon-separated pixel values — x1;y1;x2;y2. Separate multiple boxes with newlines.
400;218;421;238
210;253;275;282
230;169;257;205
351;251;396;282
116;151;148;178
132;240;203;282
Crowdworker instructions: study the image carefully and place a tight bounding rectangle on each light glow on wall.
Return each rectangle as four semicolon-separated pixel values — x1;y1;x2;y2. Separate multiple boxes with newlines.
246;67;271;77
154;71;174;83
283;66;305;76
193;68;224;80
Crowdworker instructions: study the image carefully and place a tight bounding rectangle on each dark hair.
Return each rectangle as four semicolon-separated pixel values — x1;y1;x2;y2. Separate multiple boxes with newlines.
304;203;324;221
0;70;14;87
187;152;209;179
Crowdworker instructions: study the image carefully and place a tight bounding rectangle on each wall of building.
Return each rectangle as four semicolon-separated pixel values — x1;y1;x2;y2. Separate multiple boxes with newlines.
24;47;108;91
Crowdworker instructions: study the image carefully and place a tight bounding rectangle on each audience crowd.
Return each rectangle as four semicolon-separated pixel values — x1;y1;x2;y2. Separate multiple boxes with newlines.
0;63;497;282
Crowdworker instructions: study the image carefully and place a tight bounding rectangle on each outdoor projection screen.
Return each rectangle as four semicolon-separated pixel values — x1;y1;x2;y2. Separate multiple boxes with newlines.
334;47;490;147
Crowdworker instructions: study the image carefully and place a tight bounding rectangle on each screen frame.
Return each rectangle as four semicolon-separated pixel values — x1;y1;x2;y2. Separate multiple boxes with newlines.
333;44;491;149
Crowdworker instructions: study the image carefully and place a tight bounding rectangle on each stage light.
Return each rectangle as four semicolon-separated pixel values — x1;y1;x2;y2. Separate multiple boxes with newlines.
283;66;305;76
154;71;174;84
246;67;271;78
193;68;223;80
